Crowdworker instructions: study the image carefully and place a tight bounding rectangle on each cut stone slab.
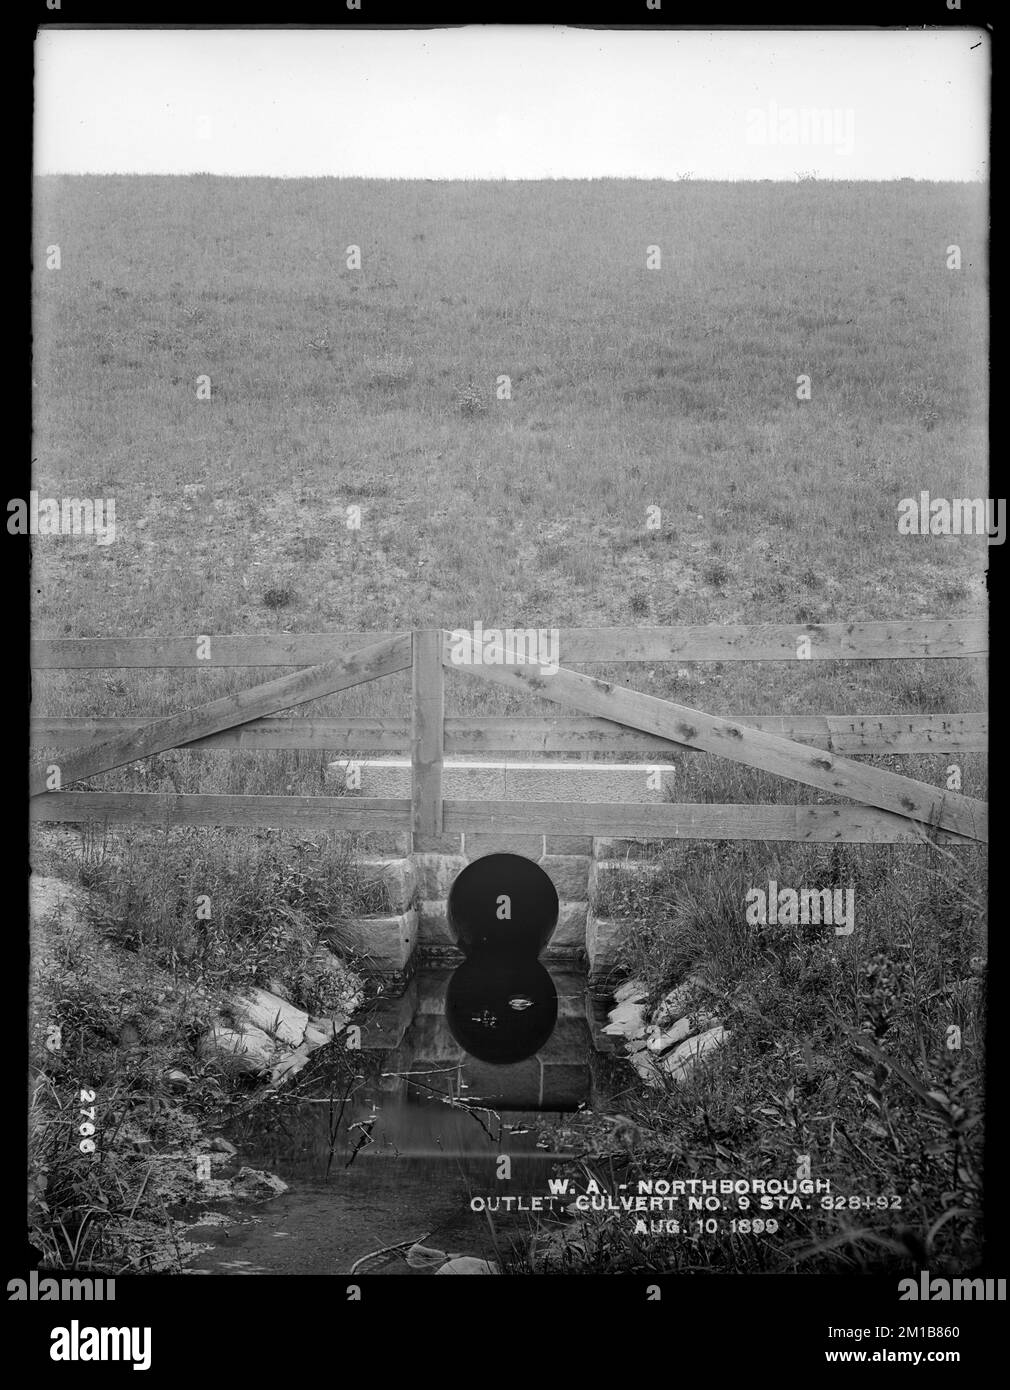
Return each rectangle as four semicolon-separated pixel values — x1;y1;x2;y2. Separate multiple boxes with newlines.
603;998;650;1042
342;910;417;972
412;833;465;854
412;853;468;900
418;899;456;946
464;834;544;859
331;758;675;802
658;1026;729;1081
269;1042;315;1085
545;901;588;949
586;910;624;987
653;973;711;1028
435;1257;498;1276
354;857;417;914
303;1021;335;1049
406;1242;452;1270
647;1012;718;1054
233;989;310;1049
538;854;592;900
200;1023;277;1074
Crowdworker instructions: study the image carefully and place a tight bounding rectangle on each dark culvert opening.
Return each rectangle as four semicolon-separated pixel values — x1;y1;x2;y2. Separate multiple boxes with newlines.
445;855;561;1064
446;853;560;959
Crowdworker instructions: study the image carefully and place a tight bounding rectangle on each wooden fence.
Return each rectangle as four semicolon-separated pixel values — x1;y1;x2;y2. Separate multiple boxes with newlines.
29;621;988;846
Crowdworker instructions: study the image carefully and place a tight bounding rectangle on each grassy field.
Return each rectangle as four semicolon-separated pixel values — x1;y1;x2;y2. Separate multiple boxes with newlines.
29;177;988;1275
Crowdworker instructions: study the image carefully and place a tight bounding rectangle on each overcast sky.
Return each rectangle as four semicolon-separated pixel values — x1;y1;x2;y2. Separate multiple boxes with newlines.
34;27;989;180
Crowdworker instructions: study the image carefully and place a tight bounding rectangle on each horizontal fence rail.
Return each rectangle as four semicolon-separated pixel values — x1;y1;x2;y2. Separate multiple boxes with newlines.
29;622;987;846
30;712;989;756
30;617;986;668
30;793;410;830
28;794;976;844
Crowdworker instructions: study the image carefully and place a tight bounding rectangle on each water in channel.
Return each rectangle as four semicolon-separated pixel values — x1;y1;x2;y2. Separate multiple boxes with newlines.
183;967;620;1275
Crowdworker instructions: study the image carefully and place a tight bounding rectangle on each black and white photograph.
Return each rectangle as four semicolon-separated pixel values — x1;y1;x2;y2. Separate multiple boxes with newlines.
16;8;995;1369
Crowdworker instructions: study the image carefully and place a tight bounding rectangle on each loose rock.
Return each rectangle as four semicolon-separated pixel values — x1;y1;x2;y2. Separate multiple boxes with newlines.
231;1167;288;1198
647;1012;717;1055
657;1025;730;1081
653;973;710;1028
435;1257;498;1275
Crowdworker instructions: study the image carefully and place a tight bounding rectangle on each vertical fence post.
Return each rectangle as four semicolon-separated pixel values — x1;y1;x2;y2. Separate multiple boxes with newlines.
411;628;444;838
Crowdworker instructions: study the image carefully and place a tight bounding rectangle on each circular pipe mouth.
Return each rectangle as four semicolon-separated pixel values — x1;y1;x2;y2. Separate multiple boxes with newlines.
445;959;558;1063
446;853;560;959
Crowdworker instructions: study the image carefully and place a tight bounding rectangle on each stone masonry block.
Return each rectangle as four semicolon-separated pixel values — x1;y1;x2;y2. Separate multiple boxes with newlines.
418;899;457;948
545;901;588;950
586;909;625;989
412;833;465;854
331;759;674;804
463;834;545;860
538;854;592;901
412;853;468;901
355;857;417;915
343;910;417;973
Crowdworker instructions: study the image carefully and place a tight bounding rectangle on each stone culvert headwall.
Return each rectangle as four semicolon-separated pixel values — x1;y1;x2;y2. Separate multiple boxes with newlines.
331;757;675;993
341;834;663;995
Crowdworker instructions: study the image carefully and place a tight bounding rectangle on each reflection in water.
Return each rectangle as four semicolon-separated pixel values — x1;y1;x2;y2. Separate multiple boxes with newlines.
185;971;617;1275
445;958;558;1063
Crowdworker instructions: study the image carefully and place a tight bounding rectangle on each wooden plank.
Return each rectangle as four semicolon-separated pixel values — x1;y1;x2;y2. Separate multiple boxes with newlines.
29;792;974;843
30;631;402;668
556;619;986;663
443;801;975;844
30;716;414;751
411;630;444;836
30;619;984;669
445;713;988;756
721;713;988;755
29;633;412;799
30;712;988;756
30;793;410;830
446;636;987;842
